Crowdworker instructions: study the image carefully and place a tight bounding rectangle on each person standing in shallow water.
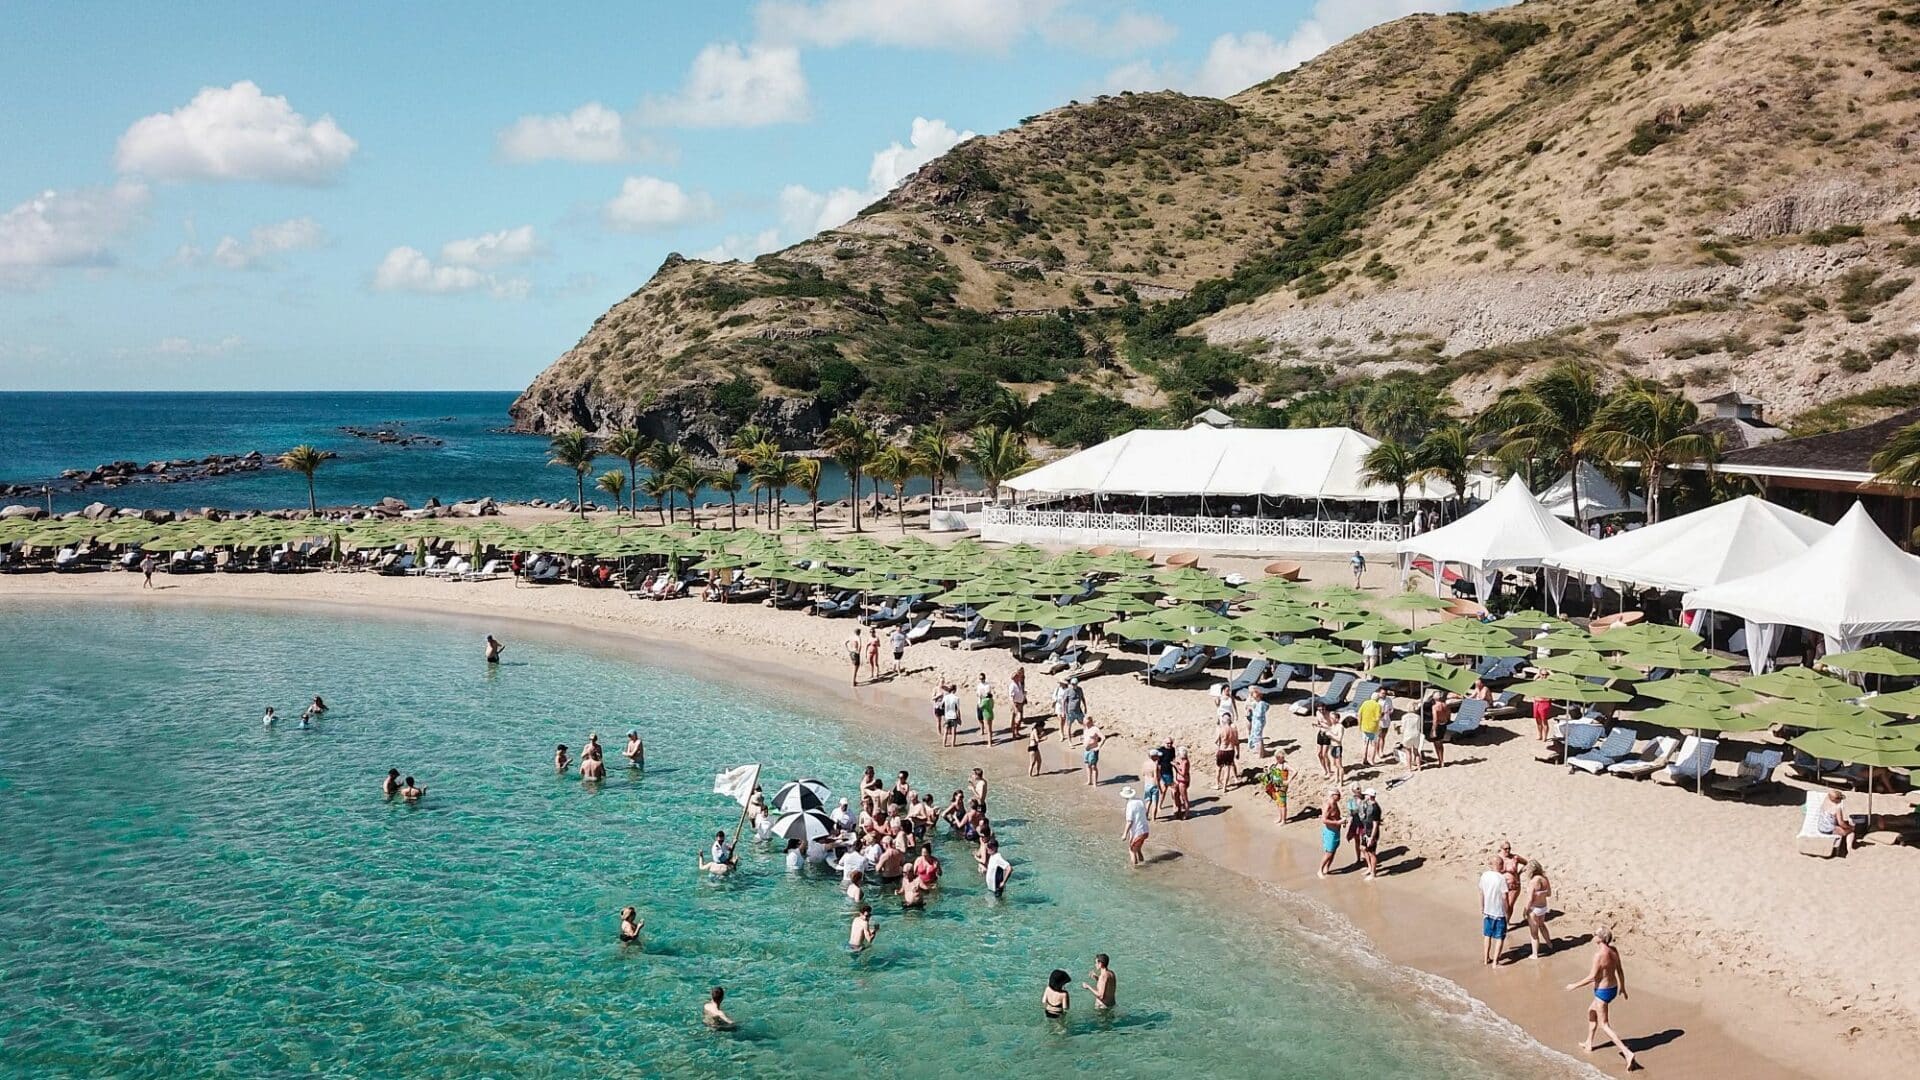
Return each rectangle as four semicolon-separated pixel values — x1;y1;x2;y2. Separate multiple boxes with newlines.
1083;954;1116;1009
703;987;735;1029
1043;970;1071;1019
485;635;504;664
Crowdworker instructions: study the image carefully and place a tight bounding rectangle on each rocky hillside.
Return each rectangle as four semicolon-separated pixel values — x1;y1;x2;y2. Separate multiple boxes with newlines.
513;0;1920;451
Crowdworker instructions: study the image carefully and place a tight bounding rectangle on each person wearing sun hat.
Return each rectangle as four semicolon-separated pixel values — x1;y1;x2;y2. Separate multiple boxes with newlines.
1121;786;1149;867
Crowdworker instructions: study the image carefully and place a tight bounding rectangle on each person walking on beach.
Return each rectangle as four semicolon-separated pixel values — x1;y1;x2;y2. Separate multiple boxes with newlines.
1318;788;1342;878
1247;686;1270;759
889;625;907;676
1140;747;1163;820
1007;667;1027;737
140;553;155;588
1082;719;1104;786
1313;703;1337;778
1171;747;1192;819
485;635;504;664
703;987;735;1029
865;629;881;680
1083;954;1116;1010
1262;749;1291;823
1350;550;1366;589
1522;860;1553;958
975;672;996;745
1121;786;1149;867
1351;788;1383;880
1566;928;1635;1070
1358;687;1386;766
1479;855;1510;965
1065;678;1088;741
1214;718;1241;791
1532;693;1553;742
1051;678;1069;741
1028;724;1043;777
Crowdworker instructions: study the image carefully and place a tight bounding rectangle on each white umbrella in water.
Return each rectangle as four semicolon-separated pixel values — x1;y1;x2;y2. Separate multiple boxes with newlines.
772;779;833;814
770;809;837;844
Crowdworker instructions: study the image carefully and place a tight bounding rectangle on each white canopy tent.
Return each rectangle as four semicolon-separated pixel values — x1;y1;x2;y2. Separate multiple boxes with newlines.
1003;424;1452;502
1538;461;1643;522
1396;475;1591;602
1547;496;1830;594
1683;503;1920;672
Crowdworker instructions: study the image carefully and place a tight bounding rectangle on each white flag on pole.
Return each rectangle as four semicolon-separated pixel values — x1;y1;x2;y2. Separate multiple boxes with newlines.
712;764;759;806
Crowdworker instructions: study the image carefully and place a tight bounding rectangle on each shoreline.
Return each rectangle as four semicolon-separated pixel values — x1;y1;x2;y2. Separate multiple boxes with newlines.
7;574;1911;1077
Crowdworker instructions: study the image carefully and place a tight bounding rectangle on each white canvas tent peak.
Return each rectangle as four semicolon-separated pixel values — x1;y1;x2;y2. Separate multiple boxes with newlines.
1547;495;1829;594
1002;424;1451;502
1539;461;1643;521
1683;503;1920;669
1396;475;1591;601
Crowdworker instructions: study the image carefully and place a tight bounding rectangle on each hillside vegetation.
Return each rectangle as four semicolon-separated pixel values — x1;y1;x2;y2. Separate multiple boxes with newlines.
513;0;1920;453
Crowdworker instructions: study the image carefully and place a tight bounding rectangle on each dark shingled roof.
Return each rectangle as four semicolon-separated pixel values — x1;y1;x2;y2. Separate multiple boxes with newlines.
1689;415;1783;452
1721;407;1920;474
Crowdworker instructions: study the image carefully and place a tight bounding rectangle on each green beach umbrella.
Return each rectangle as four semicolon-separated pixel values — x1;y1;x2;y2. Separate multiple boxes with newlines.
1109;616;1180;642
865;577;937;598
1635;674;1758;707
1595;623;1705;651
1741;666;1857;704
1378;590;1456;630
1082;592;1160;617
1528;628;1599;652
1612;646;1736;672
1789;728;1920;818
1537;653;1643;681
1492;610;1574;631
1082;575;1160;595
1263;638;1364;700
1369;655;1477;695
1160;577;1245;603
1819;647;1920;698
975;595;1056;624
1862;686;1920;716
1026;605;1101;631
1159;603;1235;630
1312;584;1369;604
1231;610;1322;635
933;581;1015;607
1523;674;1631;704
1249;575;1309;598
1418;621;1528;658
1752;698;1902;735
1631;701;1766;734
1330;619;1418;645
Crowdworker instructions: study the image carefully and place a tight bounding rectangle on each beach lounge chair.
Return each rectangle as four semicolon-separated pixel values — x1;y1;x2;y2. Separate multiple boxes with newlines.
382;553;415;576
1314;671;1358;711
1558;721;1606;755
1569;726;1639;774
1712;749;1785;798
1663;735;1720;789
1471;656;1526;682
1486;690;1523;719
903;614;934;644
1042;647;1083;675
428;556;469;578
461;559;503;582
1225;658;1271;699
406;555;441;576
1338;681;1381;718
1607;735;1680;779
1154;646;1212;686
1787;750;1867;786
1067;652;1107;680
1139;645;1184;681
957;617;1005;651
1795;790;1845;858
1445;698;1488;739
1019;627;1071;660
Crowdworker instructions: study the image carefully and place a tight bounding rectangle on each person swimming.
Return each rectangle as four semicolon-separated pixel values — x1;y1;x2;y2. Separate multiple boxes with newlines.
622;730;644;769
1043;970;1071;1018
382;768;401;799
555;744;571;773
301;696;327;725
848;904;876;952
261;706;276;728
581;754;606;782
400;776;425;801
703;987;734;1029
619;906;644;944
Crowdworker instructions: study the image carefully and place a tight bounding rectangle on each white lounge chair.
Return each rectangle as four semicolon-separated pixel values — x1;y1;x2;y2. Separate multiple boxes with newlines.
1713;749;1785;798
1663;735;1720;790
1607;735;1679;779
1569;726;1639;774
1796;789;1844;858
461;559;503;582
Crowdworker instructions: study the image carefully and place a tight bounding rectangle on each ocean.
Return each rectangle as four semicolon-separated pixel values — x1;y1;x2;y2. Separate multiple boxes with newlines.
0;603;1581;1078
0;391;915;514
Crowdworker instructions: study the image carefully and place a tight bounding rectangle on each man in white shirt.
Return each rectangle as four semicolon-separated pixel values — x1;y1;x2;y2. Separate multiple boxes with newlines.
984;841;1013;896
941;684;962;747
1479;854;1510;965
831;798;856;834
1122;786;1149;867
837;845;870;885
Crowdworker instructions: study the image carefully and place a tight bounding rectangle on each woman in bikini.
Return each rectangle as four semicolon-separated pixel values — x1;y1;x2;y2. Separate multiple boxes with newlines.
1522;860;1554;959
1043;969;1071;1020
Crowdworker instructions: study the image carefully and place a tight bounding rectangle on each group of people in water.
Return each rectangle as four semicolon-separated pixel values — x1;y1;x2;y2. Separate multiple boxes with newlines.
555;729;646;782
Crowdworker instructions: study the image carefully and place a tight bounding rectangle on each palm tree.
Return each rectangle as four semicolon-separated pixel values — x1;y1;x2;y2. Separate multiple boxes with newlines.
594;470;627;514
982;388;1033;435
726;423;772;520
750;455;805;530
639;472;673;524
963;425;1032;502
910;422;959;499
795;456;824;530
1285;394;1361;430
664;462;707;529
1872;421;1920;488
546;428;599;520
1361;439;1418;523
603;428;652;517
1585;385;1718;523
1477;362;1608;529
821;414;881;532
1361;381;1451;446
705;463;744;529
277;444;329;515
641;442;689;523
870;445;916;533
1413;423;1474;513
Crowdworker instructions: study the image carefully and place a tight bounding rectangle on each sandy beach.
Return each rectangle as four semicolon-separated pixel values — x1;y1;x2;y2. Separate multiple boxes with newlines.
7;535;1915;1080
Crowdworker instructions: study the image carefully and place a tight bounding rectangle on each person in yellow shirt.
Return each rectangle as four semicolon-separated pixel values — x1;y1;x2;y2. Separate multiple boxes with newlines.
1356;686;1389;766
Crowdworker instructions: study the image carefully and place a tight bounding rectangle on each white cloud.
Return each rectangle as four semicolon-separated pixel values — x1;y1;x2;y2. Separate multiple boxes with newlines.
603;176;717;231
779;116;974;236
109;335;245;360
756;0;1169;55
495;103;666;163
178;216;326;270
1103;1;1468;98
638;43;810;128
439;224;544;268
694;229;783;263
0;181;151;283
116;81;357;184
373;241;529;299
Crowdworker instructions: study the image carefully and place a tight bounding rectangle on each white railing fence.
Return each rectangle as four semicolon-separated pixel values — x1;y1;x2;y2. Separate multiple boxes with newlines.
978;505;1405;552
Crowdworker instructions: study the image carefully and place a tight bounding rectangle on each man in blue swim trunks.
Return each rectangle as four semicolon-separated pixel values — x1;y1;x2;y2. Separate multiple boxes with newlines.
1566;927;1635;1070
1478;854;1509;965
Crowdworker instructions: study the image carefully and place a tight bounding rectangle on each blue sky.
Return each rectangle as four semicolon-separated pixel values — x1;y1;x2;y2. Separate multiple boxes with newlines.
0;1;1479;391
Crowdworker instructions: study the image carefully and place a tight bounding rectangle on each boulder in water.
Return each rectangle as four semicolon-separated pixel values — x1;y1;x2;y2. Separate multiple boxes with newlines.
0;504;45;520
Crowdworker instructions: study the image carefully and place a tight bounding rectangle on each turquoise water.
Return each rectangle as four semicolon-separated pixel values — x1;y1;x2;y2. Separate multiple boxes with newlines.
0;392;921;512
0;605;1570;1078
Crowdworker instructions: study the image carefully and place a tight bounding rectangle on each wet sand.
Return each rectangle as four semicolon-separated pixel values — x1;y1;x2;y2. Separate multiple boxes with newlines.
6;569;1914;1078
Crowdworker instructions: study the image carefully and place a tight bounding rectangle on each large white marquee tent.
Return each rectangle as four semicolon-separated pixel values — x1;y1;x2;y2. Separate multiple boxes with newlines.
1002;424;1453;502
1547;495;1830;594
1684;503;1920;671
1396;475;1590;600
1538;462;1643;521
